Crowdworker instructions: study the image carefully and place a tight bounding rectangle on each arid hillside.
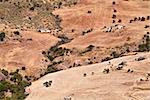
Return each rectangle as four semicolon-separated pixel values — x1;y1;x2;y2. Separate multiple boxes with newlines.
54;0;150;48
25;0;150;100
26;52;150;100
0;0;150;99
48;0;150;71
0;31;59;76
0;0;150;75
0;0;78;77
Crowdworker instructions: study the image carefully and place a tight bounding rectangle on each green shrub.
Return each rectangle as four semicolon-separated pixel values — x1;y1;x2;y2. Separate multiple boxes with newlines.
0;69;31;99
47;55;54;61
1;69;8;76
46;65;59;73
0;32;5;41
138;44;147;52
138;33;150;52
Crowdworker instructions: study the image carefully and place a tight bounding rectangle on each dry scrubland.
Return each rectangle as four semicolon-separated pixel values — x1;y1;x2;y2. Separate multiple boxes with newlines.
0;0;150;99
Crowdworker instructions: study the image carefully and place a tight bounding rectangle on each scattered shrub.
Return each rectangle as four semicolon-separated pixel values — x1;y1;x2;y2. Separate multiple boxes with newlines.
141;17;145;21
147;16;150;20
87;11;91;14
110;51;121;58
21;67;26;70
112;20;115;23
116;66;123;70
47;55;54;61
83;73;87;77
1;69;8;76
113;9;117;13
43;82;49;87
101;57;112;62
112;1;116;5
43;81;52;87
0;32;6;41
46;65;59;73
112;14;116;19
135;56;145;61
14;31;20;35
81;45;95;54
103;69;109;74
30;7;34;11
82;28;93;35
145;25;149;28
118;61;126;66
118;19;122;23
138;33;150;52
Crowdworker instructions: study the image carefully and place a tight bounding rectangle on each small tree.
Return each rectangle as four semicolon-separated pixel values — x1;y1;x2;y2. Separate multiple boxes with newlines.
103;69;109;74
141;17;145;21
118;19;122;23
112;14;116;19
0;32;5;41
1;69;8;76
112;1;116;5
47;55;54;61
21;67;26;71
147;16;150;20
14;31;20;35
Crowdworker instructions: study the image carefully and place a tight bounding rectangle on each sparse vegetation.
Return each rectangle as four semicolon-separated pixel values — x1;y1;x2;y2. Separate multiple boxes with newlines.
138;33;150;52
118;61;126;66
43;81;52;87
42;40;71;62
103;68;109;74
57;35;72;44
13;31;20;35
21;67;26;71
135;56;146;61
82;28;93;35
112;1;116;5
1;69;8;76
83;73;87;77
110;51;121;58
0;32;6;41
87;10;92;14
101;57;112;62
46;64;59;74
0;69;31;100
116;66;123;70
81;45;95;54
118;19;122;23
112;14;116;19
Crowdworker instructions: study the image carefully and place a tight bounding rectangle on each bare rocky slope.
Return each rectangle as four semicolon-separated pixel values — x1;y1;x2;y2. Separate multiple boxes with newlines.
26;52;150;100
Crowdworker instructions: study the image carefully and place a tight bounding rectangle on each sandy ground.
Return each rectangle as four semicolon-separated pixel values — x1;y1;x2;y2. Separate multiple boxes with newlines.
26;52;150;100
